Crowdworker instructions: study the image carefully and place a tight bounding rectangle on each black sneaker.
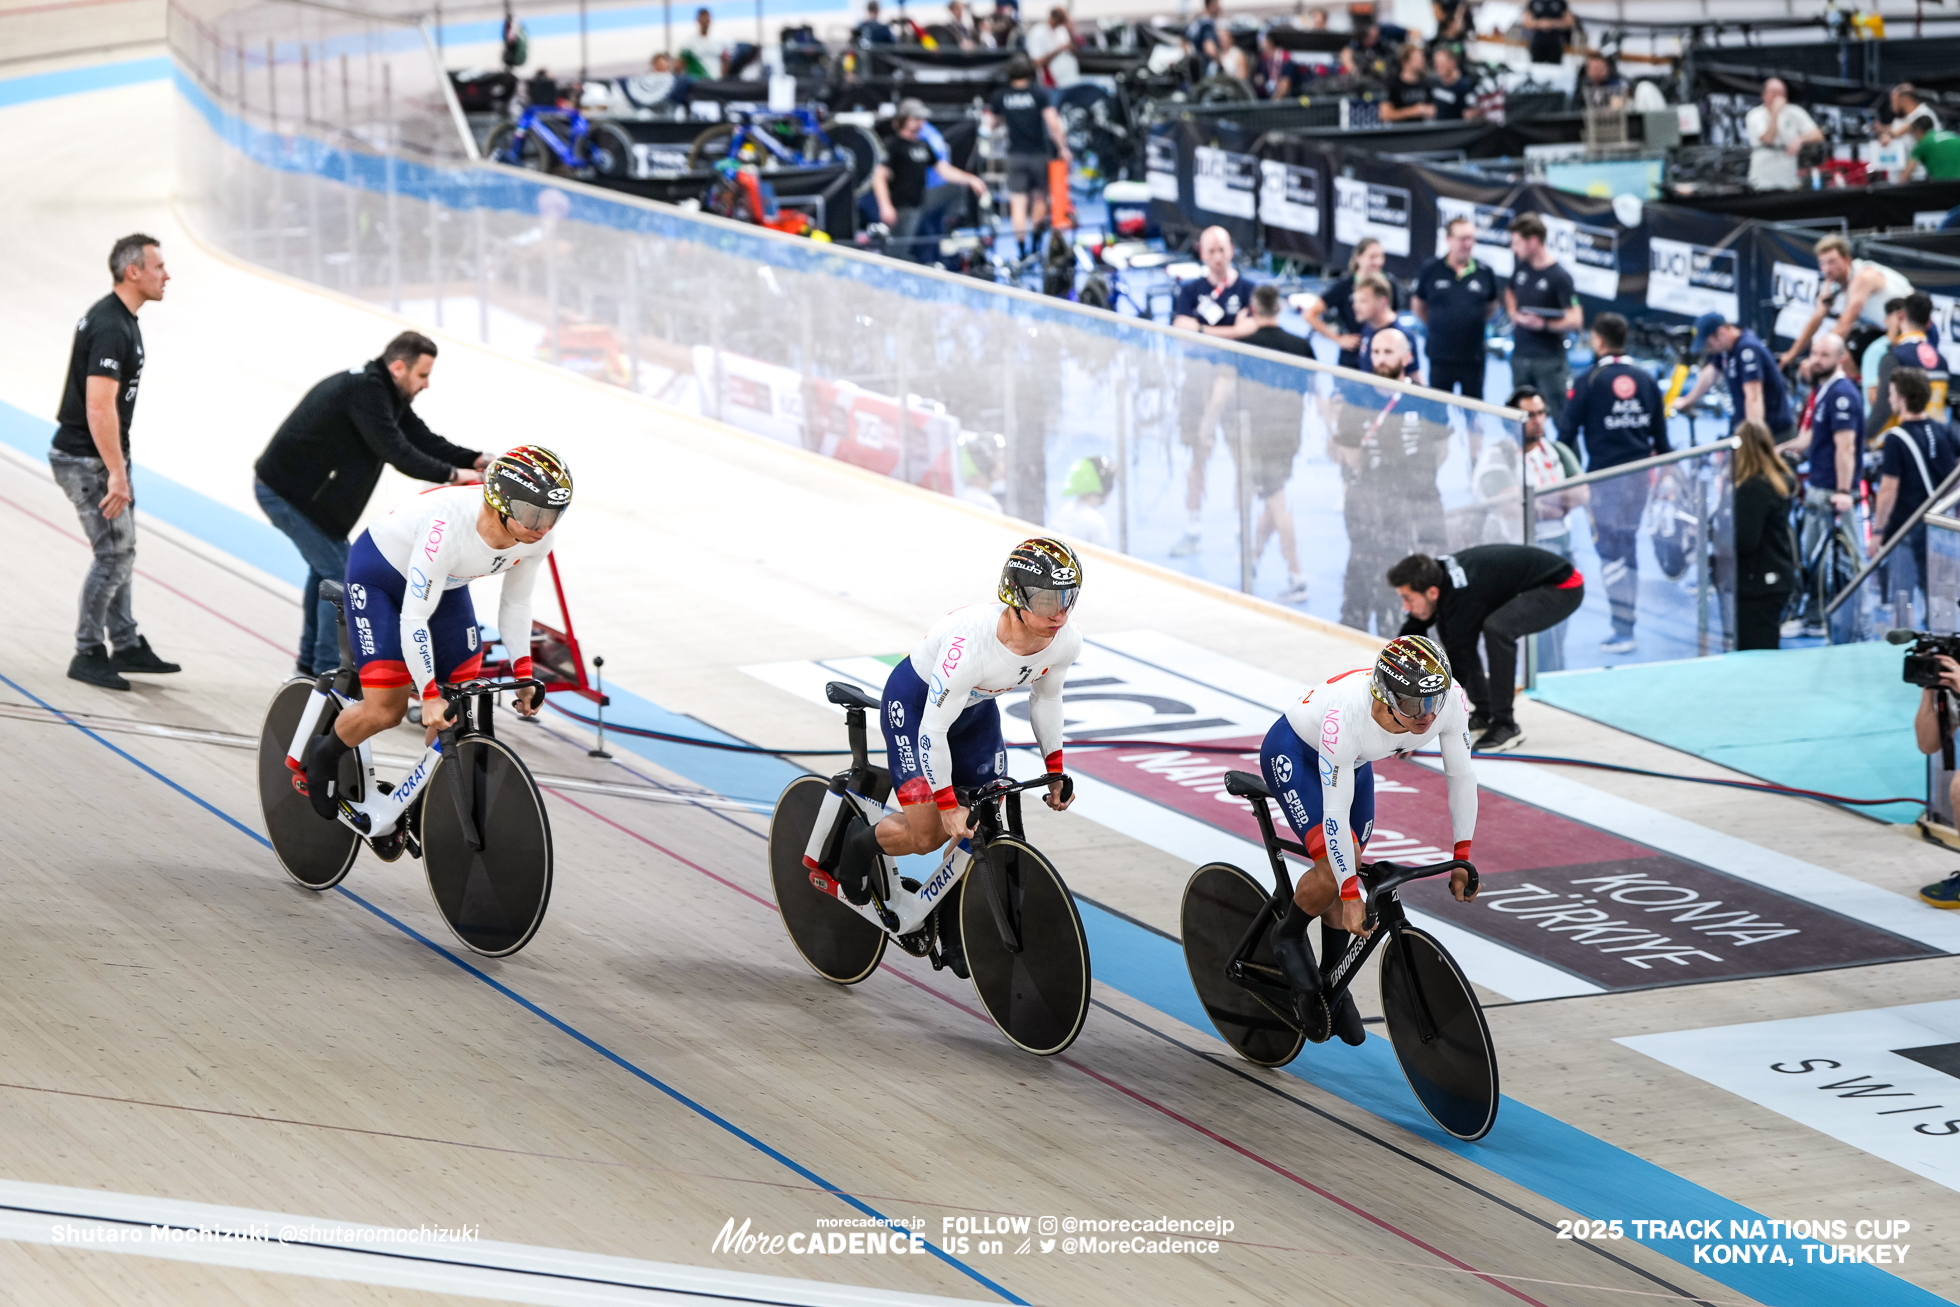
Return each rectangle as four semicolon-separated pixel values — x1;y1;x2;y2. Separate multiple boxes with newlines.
936;922;969;979
68;646;130;691
112;636;181;674
1331;991;1366;1046
1473;721;1525;753
1467;710;1490;735
302;732;347;821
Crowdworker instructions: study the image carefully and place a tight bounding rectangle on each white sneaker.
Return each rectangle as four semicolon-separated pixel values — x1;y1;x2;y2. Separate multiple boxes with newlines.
1275;578;1310;604
1778;618;1805;639
1599;636;1638;655
1168;531;1202;558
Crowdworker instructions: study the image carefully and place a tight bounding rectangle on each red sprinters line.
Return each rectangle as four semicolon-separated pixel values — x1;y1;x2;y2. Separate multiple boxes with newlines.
1;490;292;655
560;792;1552;1305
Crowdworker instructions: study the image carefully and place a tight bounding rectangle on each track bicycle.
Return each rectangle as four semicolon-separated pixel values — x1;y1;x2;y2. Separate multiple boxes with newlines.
768;681;1092;1056
1179;770;1498;1141
256;581;555;958
687;106;881;194
486;101;633;178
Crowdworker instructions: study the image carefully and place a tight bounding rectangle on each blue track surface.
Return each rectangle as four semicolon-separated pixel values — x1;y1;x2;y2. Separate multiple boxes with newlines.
1531;643;1928;822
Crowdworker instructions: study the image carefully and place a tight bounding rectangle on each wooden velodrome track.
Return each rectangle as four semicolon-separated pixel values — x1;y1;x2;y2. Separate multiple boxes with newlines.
2;57;1959;1307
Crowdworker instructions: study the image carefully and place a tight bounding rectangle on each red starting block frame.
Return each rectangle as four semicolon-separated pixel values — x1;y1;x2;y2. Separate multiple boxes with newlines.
484;554;605;705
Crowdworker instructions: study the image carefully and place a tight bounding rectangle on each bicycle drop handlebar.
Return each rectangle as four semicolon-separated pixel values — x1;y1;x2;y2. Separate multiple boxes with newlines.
959;773;1076;828
438;676;548;705
1360;857;1478;900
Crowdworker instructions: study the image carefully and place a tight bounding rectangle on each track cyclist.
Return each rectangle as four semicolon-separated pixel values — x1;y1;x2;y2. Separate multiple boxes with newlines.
831;538;1084;977
1260;635;1480;1045
300;446;573;819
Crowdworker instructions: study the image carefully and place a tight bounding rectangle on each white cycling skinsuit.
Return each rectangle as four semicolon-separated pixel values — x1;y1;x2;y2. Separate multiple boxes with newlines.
362;485;558;699
1278;669;1479;888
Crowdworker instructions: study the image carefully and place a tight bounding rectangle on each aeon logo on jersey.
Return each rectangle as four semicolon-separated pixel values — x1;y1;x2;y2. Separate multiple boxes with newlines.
1321;709;1341;753
940;635;967;677
1272;755;1293;783
423;519;447;560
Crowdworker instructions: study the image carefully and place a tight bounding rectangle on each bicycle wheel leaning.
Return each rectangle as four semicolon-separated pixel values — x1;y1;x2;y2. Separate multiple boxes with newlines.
485;122;552;173
1378;925;1498;1141
1817;522;1862;642
768;775;887;984
258;677;360;891
1179;862;1308;1067
422;735;554;957
813;122;881;195
582;121;635;177
961;836;1090;1056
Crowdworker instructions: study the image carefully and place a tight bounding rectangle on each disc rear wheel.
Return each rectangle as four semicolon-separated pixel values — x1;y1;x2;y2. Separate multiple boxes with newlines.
258;677;360;891
1179;862;1306;1066
769;775;887;984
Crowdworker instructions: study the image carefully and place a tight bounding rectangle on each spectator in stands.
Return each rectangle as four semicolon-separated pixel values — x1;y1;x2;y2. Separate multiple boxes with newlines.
1026;7;1082;93
1413;216;1501;401
1558;312;1668;655
1334;328;1451;635
1514;384;1587;671
945;0;980;48
1168;226;1259;558
1430;44;1481;121
1382;45;1436;123
677;8;727;79
1056;455;1112;545
1868;292;1949;434
1342;15;1403;83
986;57;1071;255
1242;284;1315;603
1877;82;1940;145
1680;311;1795;442
1780;234;1916;369
1573;53;1626;111
855;0;896;46
1258;30;1303;100
1874;367;1960;615
1864;297;1909;409
1746;78;1822;192
525;68;563;107
1521;0;1572;68
1730;420;1798;651
872;101;989;262
1505;213;1583;424
1909;117;1960;181
1299;237;1407;371
1188;0;1226;72
1434;0;1472;43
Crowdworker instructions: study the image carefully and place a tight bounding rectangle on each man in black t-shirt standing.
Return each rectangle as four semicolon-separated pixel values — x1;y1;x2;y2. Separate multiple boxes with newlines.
1412;215;1500;401
985;56;1070;255
1241;285;1315;603
1429;45;1481;122
1522;0;1573;67
1504;213;1582;424
50;233;178;691
872;99;989;263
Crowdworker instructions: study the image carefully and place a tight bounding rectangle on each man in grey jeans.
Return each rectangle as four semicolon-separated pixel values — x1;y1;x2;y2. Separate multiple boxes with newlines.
50;233;178;691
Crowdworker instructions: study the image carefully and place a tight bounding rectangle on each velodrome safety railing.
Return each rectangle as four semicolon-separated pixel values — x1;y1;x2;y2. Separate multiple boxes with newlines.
170;0;1739;673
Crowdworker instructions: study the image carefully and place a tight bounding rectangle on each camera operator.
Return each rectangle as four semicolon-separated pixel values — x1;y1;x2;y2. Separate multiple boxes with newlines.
1911;644;1960;908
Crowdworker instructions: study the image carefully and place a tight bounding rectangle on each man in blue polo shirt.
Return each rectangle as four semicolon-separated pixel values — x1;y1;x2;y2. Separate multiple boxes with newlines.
1413;216;1501;401
1784;330;1865;638
1676;310;1795;444
1168;225;1259;557
1558;312;1668;655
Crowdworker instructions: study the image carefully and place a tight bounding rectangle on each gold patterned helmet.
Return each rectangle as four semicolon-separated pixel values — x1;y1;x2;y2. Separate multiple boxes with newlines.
998;537;1083;618
484;445;573;532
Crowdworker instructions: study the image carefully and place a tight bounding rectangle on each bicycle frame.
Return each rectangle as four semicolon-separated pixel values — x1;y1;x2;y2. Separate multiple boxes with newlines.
503;107;592;167
283;676;545;842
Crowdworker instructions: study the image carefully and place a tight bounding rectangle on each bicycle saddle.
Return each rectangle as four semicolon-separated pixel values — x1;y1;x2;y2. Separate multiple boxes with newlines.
825;681;882;712
1224;770;1272;800
318;579;345;606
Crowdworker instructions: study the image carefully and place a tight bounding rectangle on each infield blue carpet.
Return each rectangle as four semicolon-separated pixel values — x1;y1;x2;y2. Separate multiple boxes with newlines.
1529;644;1927;822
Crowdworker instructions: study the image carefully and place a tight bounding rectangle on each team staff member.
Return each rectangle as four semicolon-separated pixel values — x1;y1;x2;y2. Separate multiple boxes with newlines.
51;233;179;692
984;56;1070;256
1789;332;1864;635
1678;311;1795;442
1390;547;1583;752
872;101;990;262
1430;45;1480;122
1241;285;1314;604
1168;226;1259;557
1874;368;1960;606
1505;214;1583;424
1867;292;1949;434
1558;312;1668;656
1412;216;1501;401
1298;237;1405;371
1382;45;1435;122
1523;0;1573;66
255;332;486;678
1780;234;1916;368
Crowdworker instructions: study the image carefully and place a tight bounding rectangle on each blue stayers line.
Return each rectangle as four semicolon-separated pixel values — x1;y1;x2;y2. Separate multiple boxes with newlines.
0;57;169;109
0;668;1023;1305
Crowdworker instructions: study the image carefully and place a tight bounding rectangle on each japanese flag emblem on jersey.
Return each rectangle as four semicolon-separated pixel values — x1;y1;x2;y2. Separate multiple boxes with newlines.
1612;375;1637;400
1920;343;1941;368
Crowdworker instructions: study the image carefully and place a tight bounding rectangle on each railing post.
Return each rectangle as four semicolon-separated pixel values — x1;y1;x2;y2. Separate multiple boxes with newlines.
1523;479;1538;690
384;62;400;313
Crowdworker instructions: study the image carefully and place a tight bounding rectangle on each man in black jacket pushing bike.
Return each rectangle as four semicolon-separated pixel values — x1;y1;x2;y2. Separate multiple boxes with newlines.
1390;545;1585;753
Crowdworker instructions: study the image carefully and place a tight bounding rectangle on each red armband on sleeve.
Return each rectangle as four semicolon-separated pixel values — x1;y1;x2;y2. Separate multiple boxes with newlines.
1340;875;1361;901
1454;840;1473;862
1044;749;1064;774
934;786;959;812
513;655;534;680
422;682;443;703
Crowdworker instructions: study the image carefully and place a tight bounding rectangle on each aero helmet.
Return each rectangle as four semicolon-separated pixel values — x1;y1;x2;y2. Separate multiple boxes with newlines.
998;537;1083;619
1371;634;1451;722
484;445;573;533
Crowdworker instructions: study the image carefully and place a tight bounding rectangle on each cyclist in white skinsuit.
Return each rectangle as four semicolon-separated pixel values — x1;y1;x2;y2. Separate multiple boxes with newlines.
301;447;571;820
831;538;1084;977
1258;634;1480;1044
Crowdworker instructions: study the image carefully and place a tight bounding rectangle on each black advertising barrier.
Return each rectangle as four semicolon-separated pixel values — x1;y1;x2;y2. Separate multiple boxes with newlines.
1669;179;1960;233
1250;133;1334;264
1146;120;1203;247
